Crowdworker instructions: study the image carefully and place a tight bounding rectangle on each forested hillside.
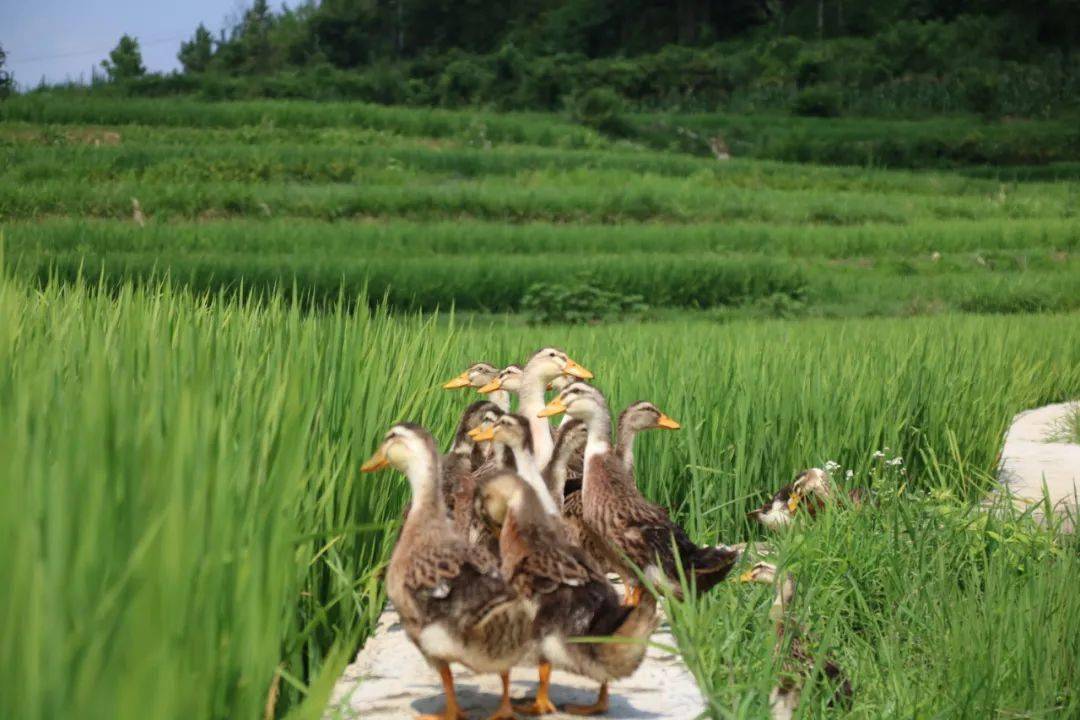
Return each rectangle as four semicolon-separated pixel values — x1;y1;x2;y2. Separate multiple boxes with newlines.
30;1;1080;118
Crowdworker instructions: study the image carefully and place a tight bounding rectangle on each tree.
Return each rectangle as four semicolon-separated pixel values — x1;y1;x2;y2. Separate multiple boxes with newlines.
101;35;146;81
239;0;275;72
0;43;13;99
178;24;214;73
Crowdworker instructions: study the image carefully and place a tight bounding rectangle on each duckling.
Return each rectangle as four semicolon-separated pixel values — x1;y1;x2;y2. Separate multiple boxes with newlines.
444;362;511;413
749;468;834;531
476;472;659;716
471;413;559;516
481;349;593;470
540;383;741;605
361;423;535;720
739;562;851;720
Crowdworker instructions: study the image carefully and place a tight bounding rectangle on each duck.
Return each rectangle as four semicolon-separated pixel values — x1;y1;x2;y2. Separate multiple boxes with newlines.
444;362;512;413
545;418;589;509
749;468;842;531
540;382;741;605
443;401;508;555
443;401;504;513
475;471;659;716
739;562;852;720
556;404;680;602
470;413;560;516
480;348;593;470
361;423;535;720
614;401;681;480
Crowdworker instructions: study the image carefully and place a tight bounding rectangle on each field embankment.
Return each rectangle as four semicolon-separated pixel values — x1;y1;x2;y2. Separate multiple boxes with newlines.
2;98;1078;318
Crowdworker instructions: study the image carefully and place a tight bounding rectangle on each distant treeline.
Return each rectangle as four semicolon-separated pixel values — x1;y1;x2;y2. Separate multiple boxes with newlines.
34;1;1080;117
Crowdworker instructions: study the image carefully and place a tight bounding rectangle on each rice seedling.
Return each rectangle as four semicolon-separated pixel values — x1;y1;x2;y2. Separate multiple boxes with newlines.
1;271;1078;720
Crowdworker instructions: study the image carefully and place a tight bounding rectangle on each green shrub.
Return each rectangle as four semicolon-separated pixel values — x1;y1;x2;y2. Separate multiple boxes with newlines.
962;72;1001;118
791;84;843;117
569;87;629;135
521;280;647;325
436;57;494;106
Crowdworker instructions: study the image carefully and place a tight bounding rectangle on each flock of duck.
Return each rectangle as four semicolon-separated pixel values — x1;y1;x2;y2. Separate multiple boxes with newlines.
361;347;851;720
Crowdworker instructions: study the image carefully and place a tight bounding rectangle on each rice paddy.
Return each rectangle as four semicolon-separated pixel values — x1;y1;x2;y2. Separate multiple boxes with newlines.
2;97;1079;317
1;96;1079;719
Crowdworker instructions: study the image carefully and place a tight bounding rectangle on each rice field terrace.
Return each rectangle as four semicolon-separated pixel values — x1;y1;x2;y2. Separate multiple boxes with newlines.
2;96;1080;720
2;96;1079;317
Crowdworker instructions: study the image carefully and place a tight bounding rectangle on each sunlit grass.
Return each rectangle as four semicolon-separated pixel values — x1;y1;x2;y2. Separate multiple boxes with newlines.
2;272;1078;719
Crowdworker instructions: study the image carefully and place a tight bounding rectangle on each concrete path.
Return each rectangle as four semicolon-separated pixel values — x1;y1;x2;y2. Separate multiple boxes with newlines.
997;401;1080;531
326;600;705;720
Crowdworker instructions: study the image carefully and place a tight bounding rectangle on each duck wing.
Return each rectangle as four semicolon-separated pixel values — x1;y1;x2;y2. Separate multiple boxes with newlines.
403;536;514;629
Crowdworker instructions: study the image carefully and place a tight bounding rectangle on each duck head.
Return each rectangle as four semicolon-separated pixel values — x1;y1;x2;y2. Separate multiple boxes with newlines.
442;362;500;390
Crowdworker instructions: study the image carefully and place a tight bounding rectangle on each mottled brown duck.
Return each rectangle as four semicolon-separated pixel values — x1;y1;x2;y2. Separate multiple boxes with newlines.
540;382;741;605
740;562;852;720
361;423;535;720
476;472;658;716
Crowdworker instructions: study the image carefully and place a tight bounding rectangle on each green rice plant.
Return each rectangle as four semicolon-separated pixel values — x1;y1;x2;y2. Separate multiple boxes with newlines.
0;95;606;148
2;270;1079;720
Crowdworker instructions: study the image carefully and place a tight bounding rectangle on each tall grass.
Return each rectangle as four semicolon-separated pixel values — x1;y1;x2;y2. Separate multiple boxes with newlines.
3;273;1078;719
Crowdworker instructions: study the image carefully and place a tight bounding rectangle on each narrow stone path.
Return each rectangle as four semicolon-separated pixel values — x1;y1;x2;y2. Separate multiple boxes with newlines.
997;401;1079;531
326;601;705;720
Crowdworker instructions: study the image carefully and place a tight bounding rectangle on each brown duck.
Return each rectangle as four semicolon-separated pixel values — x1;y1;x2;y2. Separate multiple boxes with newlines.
362;423;535;720
540;382;741;605
740;562;852;719
443;362;511;413
476;471;658;716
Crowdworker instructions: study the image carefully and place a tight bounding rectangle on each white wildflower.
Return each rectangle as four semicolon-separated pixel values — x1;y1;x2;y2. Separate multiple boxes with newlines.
845;469;854;479
872;450;885;460
824;460;841;473
886;456;904;467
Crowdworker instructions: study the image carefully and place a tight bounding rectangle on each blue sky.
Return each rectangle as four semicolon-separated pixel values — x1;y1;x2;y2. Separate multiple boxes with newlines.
1;0;243;87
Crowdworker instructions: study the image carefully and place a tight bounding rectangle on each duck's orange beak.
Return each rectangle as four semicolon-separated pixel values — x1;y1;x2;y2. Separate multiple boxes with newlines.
477;378;502;394
564;359;593;380
538;397;568;418
787;493;801;512
738;570;755;583
442;371;471;389
360;448;390;473
469;424;496;442
656;413;681;430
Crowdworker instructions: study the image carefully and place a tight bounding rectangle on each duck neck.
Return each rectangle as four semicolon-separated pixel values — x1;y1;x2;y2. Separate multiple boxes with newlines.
547;447;571;502
615;421;638;470
518;373;554;468
582;411;613;466
510;444;559;516
489;389;511;413
403;449;443;523
769;575;796;626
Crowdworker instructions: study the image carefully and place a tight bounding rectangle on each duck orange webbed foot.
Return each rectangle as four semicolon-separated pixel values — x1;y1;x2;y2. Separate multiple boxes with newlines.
515;662;558;715
513;697;558;716
487;671;516;720
563;683;609;716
